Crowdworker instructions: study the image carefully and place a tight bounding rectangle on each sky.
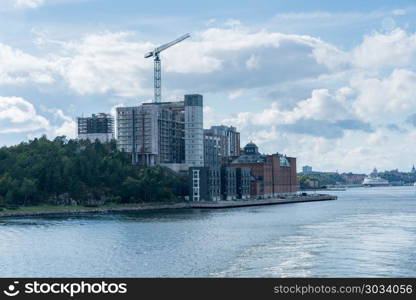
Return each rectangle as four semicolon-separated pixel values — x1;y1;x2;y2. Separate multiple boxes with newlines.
1;0;416;173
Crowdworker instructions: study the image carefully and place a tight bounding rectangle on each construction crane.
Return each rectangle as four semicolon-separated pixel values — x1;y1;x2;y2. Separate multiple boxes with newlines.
144;33;191;102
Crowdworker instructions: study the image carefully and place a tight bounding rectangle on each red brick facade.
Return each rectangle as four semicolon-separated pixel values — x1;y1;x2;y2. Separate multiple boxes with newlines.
231;162;273;197
232;154;298;197
268;155;298;194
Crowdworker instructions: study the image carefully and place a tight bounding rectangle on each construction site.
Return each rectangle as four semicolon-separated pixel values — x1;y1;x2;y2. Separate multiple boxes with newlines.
78;33;299;201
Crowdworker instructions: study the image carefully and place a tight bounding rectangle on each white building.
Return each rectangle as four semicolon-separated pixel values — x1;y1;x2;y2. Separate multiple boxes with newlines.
184;94;204;167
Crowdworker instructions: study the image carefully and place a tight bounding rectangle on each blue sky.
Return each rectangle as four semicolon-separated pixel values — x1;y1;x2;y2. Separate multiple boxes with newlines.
1;0;416;173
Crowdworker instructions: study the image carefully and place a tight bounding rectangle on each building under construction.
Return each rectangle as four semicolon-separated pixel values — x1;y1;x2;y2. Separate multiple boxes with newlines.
77;113;114;143
116;94;203;167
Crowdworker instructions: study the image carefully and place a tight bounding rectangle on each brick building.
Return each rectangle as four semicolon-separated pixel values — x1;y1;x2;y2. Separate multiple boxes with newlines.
268;154;297;194
231;142;298;198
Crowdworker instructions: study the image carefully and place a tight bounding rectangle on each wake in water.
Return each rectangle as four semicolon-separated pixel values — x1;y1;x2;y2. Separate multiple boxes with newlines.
212;212;416;277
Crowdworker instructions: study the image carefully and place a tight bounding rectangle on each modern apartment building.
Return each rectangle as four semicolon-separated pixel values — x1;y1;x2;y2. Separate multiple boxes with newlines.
203;132;221;168
116;94;204;168
184;94;204;167
204;125;240;160
116;101;185;166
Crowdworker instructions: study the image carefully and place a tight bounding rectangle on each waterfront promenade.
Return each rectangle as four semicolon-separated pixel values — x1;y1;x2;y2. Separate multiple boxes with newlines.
0;194;336;218
189;194;336;209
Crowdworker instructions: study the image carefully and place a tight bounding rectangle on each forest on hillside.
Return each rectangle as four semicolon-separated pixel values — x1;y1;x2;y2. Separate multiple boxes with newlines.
0;136;185;207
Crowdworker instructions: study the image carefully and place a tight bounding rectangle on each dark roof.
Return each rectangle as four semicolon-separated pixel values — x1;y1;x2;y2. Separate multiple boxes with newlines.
231;153;266;164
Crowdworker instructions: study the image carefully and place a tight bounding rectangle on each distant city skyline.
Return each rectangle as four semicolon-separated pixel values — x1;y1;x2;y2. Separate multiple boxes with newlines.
1;0;416;173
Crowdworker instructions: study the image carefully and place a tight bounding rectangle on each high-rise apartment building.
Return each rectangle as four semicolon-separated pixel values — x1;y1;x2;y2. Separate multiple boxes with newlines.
116;101;185;166
116;94;204;167
205;125;240;159
184;94;204;167
77;113;114;143
203;132;221;168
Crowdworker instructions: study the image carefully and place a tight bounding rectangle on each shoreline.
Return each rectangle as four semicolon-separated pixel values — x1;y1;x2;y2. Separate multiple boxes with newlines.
0;194;337;218
0;203;189;218
190;194;337;209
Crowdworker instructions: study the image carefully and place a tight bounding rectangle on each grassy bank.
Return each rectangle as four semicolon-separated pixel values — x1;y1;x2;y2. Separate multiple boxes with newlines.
0;202;189;217
1;204;118;213
0;194;338;218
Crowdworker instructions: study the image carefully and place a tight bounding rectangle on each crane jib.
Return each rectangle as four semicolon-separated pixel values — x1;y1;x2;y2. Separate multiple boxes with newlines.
144;33;191;102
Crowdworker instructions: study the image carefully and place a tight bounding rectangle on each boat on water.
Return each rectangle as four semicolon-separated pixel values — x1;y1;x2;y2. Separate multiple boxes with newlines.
362;168;389;187
362;176;389;187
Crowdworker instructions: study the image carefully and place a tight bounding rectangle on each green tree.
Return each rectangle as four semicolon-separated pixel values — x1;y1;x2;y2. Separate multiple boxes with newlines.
0;137;181;206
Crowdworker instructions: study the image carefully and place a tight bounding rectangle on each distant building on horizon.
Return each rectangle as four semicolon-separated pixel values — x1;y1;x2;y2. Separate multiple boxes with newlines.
77;113;114;143
302;165;313;174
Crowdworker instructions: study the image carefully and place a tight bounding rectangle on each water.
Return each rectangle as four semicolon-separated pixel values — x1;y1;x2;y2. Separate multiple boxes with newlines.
1;186;416;277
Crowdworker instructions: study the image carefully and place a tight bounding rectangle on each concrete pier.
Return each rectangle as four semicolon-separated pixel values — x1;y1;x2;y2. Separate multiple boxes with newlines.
189;194;337;209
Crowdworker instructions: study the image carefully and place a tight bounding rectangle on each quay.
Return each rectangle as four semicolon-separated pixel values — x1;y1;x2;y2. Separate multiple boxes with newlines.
189;194;337;209
0;194;337;218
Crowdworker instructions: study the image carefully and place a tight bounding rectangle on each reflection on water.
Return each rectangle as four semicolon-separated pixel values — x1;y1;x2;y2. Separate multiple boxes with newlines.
1;186;416;277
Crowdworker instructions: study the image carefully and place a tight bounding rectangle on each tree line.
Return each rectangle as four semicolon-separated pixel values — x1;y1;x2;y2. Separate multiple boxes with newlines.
0;136;186;207
298;169;416;189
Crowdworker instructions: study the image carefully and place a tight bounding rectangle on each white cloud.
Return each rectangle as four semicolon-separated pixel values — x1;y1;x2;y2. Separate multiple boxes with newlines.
352;69;416;121
0;26;343;99
224;19;243;28
367;130;388;146
0;0;53;10
203;105;219;129
352;28;416;69
0;97;76;140
223;88;356;130
4;0;81;10
245;54;260;69
0;97;50;133
58;32;153;98
392;9;407;16
41;107;77;138
14;0;45;8
227;89;244;100
0;43;56;85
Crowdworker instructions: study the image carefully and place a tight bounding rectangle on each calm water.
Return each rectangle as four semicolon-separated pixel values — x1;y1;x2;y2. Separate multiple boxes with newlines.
1;186;416;277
